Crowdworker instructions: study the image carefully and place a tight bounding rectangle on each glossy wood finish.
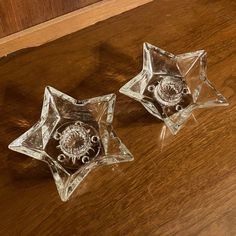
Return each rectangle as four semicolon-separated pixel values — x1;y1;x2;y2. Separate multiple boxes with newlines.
0;0;153;57
0;0;101;37
0;0;235;235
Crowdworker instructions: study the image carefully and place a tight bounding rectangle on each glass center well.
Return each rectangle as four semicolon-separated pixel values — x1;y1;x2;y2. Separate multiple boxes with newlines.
154;77;184;106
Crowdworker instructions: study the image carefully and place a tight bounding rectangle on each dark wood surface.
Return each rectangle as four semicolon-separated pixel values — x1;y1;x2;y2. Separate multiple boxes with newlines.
0;0;236;235
0;0;101;38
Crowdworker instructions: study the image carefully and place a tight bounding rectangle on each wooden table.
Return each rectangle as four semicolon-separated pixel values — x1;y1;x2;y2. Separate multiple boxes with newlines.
0;0;235;235
0;0;102;37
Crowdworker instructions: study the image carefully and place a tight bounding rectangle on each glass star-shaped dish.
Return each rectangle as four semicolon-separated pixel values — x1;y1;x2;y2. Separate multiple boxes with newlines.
9;87;133;201
119;42;228;134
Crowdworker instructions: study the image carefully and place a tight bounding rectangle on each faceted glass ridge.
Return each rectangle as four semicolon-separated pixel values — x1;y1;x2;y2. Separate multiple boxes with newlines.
9;87;133;201
119;42;229;134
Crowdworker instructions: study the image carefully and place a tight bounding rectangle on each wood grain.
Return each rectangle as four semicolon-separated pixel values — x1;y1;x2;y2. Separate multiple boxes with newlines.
0;0;236;235
0;0;101;37
0;0;153;57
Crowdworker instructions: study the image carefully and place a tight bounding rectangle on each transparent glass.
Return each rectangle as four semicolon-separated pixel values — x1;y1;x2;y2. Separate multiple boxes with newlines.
9;87;133;201
119;42;229;134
